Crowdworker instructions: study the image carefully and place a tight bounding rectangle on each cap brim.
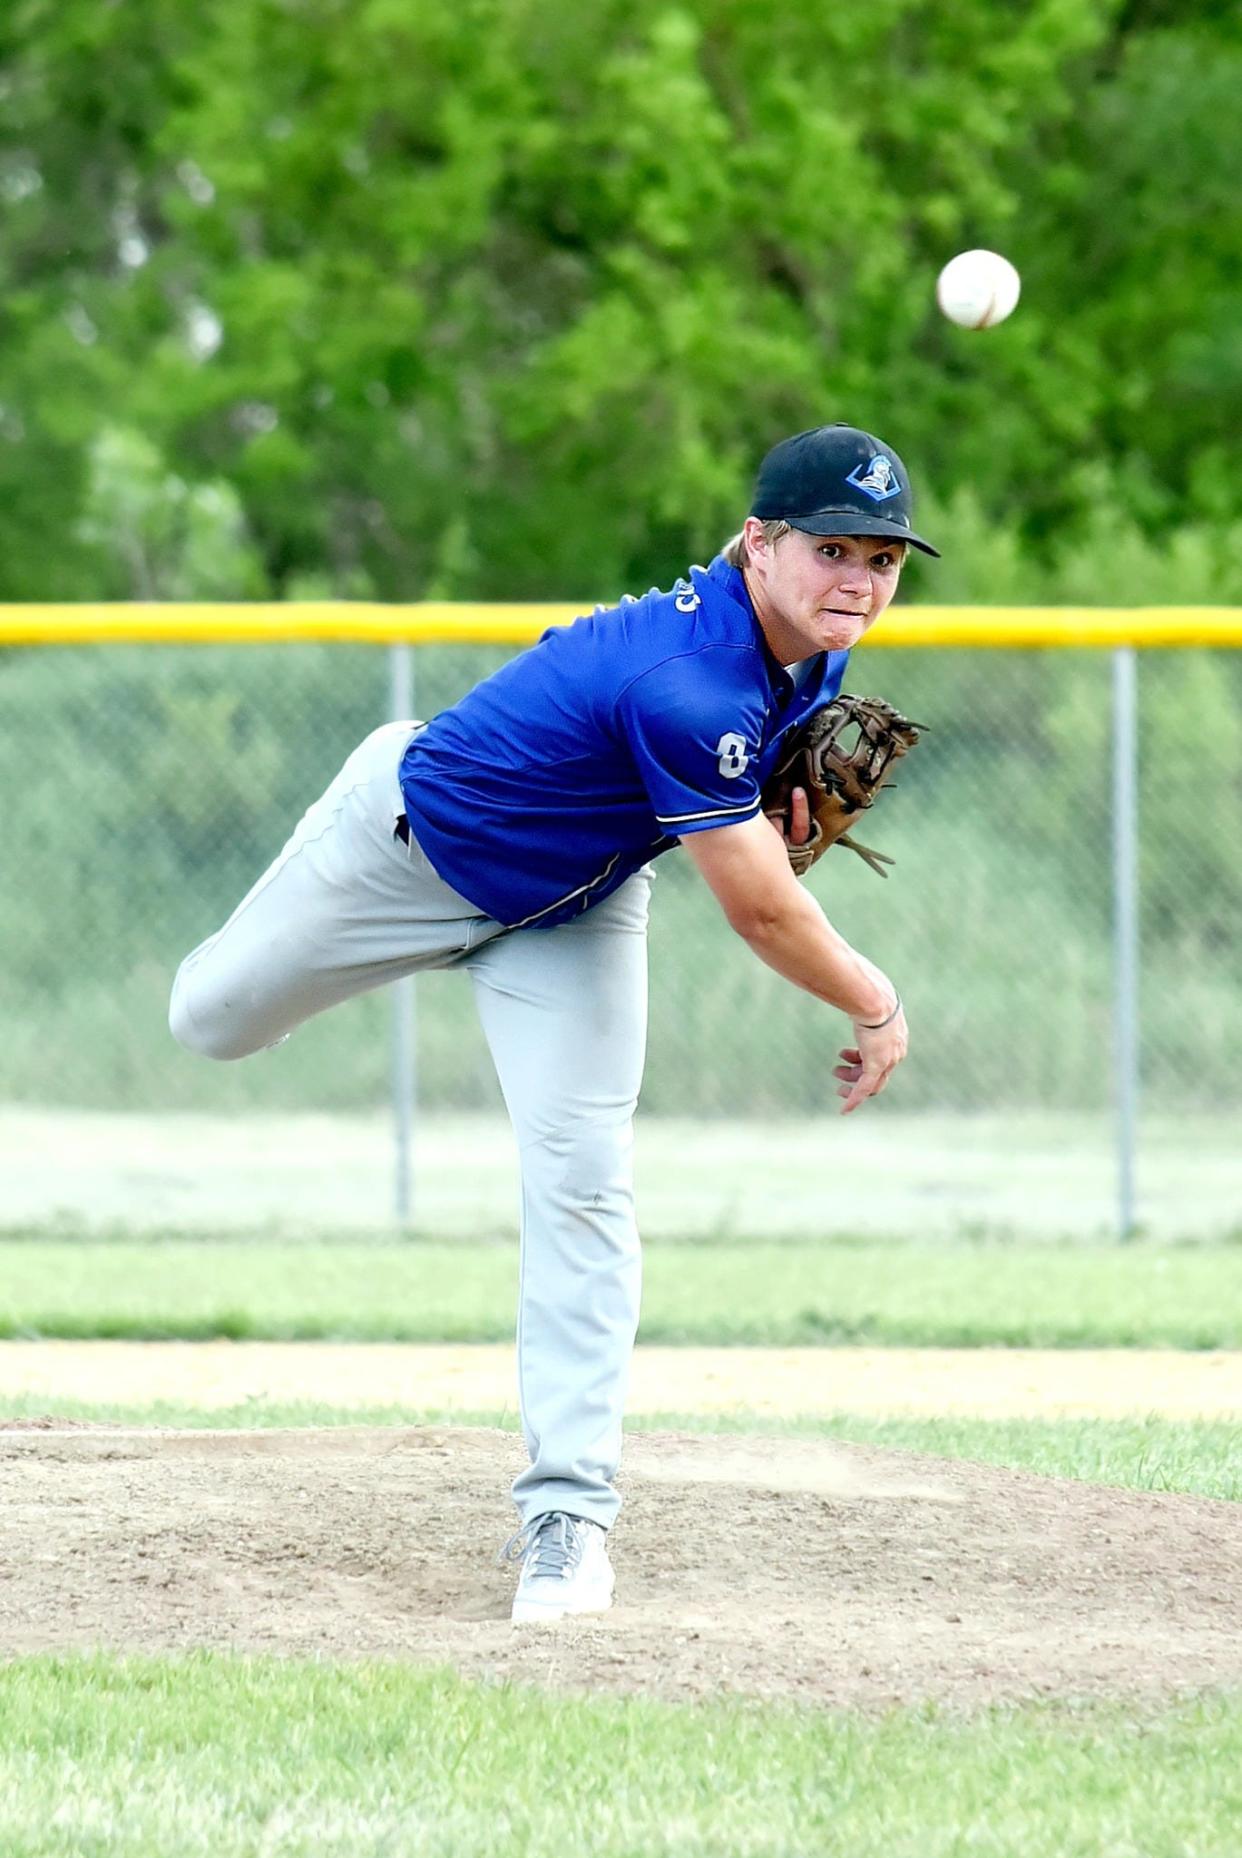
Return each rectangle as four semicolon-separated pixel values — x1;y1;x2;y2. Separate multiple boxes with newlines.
784;510;941;558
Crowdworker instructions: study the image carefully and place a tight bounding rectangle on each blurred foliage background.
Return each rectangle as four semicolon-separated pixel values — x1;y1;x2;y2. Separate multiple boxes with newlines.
3;638;1239;1119
1;0;1239;607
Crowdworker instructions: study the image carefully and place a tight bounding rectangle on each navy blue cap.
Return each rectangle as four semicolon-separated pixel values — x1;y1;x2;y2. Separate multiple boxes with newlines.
750;424;940;557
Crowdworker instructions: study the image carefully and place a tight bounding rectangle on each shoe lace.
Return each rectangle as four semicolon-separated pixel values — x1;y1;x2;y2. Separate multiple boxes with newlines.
498;1511;590;1580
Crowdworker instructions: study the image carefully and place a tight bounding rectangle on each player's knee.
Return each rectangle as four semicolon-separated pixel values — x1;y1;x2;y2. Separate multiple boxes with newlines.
538;1118;635;1221
168;966;255;1062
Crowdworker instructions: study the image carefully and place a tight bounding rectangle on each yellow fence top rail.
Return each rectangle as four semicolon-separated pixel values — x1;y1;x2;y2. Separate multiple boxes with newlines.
1;603;1241;649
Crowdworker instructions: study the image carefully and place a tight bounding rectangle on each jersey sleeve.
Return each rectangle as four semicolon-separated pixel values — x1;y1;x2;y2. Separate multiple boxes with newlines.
616;650;766;836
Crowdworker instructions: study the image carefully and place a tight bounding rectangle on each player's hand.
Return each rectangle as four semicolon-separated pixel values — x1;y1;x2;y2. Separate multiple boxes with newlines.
833;1003;909;1115
766;785;812;848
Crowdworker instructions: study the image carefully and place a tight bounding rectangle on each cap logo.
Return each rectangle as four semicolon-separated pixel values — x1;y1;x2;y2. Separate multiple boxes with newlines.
846;455;901;503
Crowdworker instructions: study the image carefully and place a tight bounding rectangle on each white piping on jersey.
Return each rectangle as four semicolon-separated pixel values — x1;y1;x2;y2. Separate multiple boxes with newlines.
500;789;758;932
656;799;762;827
505;853;624;931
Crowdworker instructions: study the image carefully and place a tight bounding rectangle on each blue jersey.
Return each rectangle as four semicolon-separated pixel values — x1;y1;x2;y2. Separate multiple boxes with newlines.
399;554;848;929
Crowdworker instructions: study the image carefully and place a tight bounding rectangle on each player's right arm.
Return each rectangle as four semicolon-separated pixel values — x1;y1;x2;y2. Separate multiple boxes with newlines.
679;808;908;1114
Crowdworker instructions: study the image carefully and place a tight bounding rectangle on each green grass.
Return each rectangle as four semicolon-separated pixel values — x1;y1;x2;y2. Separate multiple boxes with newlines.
5;1397;1239;1501
2;1235;1241;1346
778;1412;1242;1502
1;1652;1240;1857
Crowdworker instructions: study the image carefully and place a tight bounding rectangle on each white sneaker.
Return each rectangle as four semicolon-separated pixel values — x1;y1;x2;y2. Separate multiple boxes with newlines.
502;1511;615;1624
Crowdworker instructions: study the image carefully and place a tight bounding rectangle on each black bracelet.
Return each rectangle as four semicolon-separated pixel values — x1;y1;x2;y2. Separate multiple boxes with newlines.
857;992;902;1031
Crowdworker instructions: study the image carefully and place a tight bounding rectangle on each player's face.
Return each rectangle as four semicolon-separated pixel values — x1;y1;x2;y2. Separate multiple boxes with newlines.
750;527;906;657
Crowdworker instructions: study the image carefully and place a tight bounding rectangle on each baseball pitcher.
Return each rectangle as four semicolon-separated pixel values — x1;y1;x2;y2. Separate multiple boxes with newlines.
169;423;938;1622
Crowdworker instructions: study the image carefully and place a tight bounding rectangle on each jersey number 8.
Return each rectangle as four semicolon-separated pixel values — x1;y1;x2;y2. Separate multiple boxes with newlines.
715;732;750;779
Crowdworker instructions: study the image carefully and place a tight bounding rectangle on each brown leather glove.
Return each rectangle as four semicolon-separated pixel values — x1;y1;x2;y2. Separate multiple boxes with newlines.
762;694;922;878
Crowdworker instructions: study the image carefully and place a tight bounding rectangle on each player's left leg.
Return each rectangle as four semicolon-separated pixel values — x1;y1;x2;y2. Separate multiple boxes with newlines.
466;870;652;1563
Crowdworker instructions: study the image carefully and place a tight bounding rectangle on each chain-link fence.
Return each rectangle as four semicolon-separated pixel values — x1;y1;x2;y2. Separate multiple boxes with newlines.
2;628;1239;1240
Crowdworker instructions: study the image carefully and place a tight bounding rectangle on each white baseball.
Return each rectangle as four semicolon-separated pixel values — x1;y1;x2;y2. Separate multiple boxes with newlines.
936;249;1021;329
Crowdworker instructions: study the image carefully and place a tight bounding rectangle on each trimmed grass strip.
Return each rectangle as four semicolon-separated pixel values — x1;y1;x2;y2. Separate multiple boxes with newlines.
1;1652;1240;1857
3;1236;1240;1347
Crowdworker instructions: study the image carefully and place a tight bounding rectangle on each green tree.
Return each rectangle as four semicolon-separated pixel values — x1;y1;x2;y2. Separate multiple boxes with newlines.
77;427;265;599
0;0;1239;603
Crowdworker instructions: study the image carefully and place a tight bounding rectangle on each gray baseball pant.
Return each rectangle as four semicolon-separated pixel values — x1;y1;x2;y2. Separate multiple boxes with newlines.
169;721;651;1530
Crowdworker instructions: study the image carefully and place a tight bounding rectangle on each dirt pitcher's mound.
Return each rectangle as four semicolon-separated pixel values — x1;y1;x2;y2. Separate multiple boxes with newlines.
1;1424;1238;1708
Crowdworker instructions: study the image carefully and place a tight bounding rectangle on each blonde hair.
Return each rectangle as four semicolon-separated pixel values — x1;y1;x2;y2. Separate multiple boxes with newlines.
721;519;791;569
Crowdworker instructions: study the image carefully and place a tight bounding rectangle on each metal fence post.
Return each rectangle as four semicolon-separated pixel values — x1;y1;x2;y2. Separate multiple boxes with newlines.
1112;645;1140;1239
389;642;416;1227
